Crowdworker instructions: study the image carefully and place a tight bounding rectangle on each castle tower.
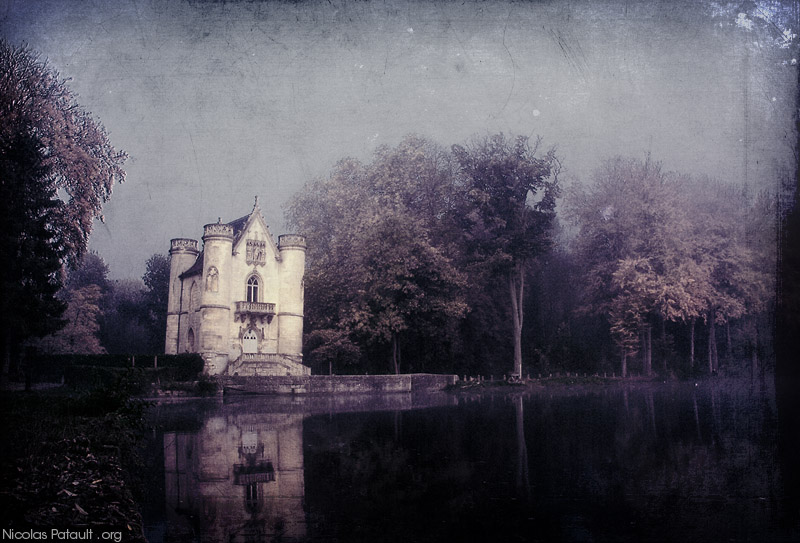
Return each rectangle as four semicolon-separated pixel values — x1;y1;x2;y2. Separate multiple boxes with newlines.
200;221;234;374
165;238;199;354
276;234;306;358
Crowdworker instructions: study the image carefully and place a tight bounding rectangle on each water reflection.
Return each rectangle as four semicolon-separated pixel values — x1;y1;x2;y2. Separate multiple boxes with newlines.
143;382;797;542
163;412;305;542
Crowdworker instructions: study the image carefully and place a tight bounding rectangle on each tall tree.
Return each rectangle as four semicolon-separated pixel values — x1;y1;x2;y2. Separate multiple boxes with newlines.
566;157;698;376
66;252;110;291
143;253;171;352
451;134;560;379
38;284;105;355
287;135;466;374
99;279;150;355
343;211;466;374
0;41;126;374
0;129;67;369
37;252;110;355
687;180;773;374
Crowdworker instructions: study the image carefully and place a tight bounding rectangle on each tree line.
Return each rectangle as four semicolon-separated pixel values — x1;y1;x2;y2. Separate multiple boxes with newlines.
288;135;775;379
33;252;170;357
1;39;776;381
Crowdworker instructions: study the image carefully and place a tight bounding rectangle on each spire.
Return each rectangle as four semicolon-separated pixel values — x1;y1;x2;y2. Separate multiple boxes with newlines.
253;195;260;213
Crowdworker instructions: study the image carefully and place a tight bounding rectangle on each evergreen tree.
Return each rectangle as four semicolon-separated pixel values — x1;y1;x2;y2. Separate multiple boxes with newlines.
0;40;126;375
143;253;170;352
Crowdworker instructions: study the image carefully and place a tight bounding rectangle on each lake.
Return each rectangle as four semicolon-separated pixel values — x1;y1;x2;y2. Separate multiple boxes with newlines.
139;379;797;542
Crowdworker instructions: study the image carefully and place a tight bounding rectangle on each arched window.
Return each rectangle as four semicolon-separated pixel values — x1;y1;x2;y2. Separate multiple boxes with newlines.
187;328;195;352
246;275;259;303
205;267;219;292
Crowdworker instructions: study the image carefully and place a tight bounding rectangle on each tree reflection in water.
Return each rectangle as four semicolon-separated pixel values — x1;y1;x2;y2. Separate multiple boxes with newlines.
142;381;796;542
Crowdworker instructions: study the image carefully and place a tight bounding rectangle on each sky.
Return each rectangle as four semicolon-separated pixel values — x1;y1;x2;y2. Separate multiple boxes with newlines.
1;0;797;279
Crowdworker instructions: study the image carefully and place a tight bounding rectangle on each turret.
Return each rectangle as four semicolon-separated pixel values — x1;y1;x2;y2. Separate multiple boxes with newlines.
165;238;199;354
199;221;234;374
276;234;306;357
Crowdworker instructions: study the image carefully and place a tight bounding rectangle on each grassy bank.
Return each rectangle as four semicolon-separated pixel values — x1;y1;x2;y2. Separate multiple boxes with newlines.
0;379;149;542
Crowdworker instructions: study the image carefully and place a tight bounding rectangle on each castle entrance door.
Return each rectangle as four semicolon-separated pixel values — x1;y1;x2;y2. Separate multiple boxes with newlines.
242;329;258;354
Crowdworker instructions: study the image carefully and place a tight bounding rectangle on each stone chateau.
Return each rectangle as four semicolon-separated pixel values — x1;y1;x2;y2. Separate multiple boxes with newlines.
165;199;309;376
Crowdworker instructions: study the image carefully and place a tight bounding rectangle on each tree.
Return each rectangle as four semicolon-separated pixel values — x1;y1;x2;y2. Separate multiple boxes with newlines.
0;128;67;370
287;135;467;374
343;211;467;374
567;157;699;376
451;134;560;379
143;253;170;352
99;279;150;355
0;41;126;374
38;285;105;355
568;157;775;377
37;252;110;355
687;181;774;374
66;252;110;291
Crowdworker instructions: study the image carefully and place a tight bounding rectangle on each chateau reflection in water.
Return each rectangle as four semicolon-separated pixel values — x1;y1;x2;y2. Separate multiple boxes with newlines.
145;384;795;543
163;412;306;542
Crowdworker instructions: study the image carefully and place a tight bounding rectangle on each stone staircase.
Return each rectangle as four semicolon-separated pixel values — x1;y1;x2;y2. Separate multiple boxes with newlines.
226;352;310;377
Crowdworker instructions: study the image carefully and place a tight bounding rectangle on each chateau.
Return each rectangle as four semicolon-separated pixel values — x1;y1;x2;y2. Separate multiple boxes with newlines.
165;199;309;376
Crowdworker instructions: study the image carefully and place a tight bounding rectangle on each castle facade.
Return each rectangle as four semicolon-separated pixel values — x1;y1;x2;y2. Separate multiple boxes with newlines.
165;200;308;376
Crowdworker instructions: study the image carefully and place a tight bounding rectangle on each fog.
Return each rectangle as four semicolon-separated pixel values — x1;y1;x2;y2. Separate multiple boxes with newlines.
1;0;795;278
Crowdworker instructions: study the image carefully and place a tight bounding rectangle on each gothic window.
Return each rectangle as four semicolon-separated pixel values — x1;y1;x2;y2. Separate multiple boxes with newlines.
205;267;219;292
187;328;195;352
246;275;259;303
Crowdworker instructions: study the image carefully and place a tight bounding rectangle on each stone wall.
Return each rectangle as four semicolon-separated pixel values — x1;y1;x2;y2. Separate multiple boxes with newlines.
221;373;457;395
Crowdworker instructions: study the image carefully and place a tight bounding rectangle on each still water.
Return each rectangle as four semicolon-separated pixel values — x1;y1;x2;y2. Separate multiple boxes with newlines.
140;380;797;542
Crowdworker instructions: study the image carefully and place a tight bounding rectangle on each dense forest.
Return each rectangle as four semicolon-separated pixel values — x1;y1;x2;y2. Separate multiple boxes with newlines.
287;133;776;380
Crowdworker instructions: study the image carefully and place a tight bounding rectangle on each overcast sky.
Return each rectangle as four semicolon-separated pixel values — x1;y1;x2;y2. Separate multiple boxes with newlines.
1;0;796;279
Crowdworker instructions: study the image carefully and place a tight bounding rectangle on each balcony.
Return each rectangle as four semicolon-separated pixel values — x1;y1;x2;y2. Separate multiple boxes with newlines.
234;301;275;324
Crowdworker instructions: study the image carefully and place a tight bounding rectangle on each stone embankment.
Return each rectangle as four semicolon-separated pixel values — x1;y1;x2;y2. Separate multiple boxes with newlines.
221;373;457;395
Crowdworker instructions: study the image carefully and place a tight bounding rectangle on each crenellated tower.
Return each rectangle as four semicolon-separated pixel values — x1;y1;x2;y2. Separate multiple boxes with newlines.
199;220;234;374
165;238;199;354
277;234;306;359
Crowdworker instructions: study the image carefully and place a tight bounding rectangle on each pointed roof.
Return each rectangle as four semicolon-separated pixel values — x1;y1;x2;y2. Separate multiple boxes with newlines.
230;196;280;259
179;197;280;280
179;249;204;279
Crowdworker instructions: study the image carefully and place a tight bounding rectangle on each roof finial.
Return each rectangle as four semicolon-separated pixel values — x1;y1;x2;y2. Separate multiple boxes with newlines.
253;195;260;211
217;217;221;224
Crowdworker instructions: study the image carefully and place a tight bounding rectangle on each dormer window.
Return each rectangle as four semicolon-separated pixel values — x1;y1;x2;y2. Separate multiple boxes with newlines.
246;276;260;303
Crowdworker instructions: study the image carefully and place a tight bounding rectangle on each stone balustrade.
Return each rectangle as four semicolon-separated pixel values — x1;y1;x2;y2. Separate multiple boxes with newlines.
278;234;306;249
170;238;199;252
234;301;276;323
203;223;234;239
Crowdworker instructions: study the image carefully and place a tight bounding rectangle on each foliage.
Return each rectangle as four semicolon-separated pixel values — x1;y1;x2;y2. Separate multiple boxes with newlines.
452;134;560;274
452;133;560;378
566;156;775;377
35;252;110;356
0;389;148;540
0;116;67;366
287;135;467;373
99;278;149;354
38;285;106;354
304;328;362;375
0;40;125;374
66;252;110;291
142;253;170;350
0;40;127;266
